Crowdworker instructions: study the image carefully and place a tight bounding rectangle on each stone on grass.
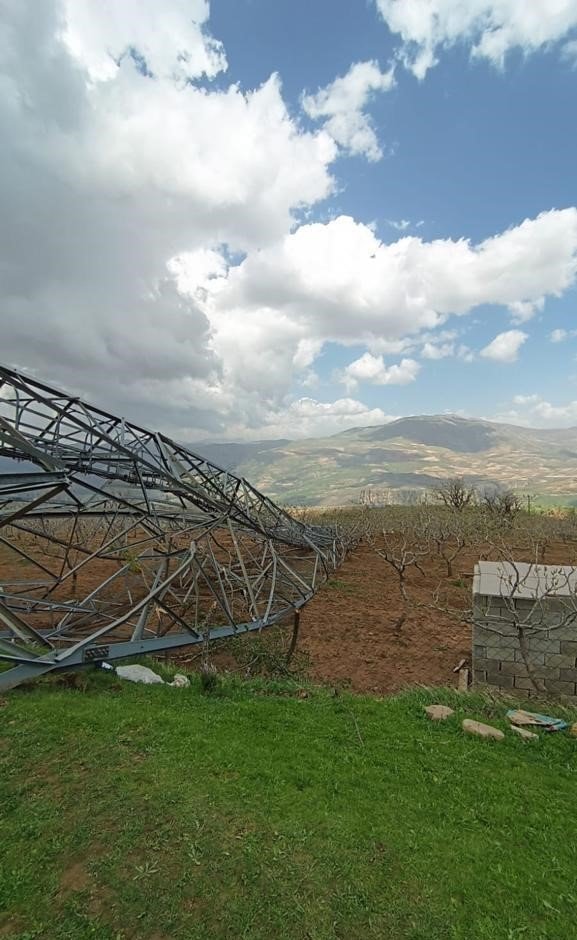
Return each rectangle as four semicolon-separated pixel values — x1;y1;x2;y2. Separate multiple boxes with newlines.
462;719;504;741
425;704;455;721
510;724;538;741
170;674;190;688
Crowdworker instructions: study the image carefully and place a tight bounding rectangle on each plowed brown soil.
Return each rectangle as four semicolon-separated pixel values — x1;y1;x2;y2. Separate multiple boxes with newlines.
294;542;472;694
3;530;573;696
202;535;575;694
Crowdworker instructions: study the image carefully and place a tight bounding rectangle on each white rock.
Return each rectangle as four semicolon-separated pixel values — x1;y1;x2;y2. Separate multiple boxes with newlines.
510;724;538;740
425;704;455;721
462;719;504;741
170;674;190;688
116;664;164;685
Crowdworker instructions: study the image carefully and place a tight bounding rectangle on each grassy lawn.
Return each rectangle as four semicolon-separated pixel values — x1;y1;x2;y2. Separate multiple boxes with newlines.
1;673;577;939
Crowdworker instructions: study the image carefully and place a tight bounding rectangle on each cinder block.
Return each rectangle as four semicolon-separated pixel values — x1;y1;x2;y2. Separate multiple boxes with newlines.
486;617;517;636
486;646;515;662
529;666;562;681
473;669;487;683
474;658;502;672
559;668;577;682
560;641;577;655
514;677;541;691
545;653;576;669
549;625;577;641
543;678;577;696
472;626;495;645
500;661;527;677
486;672;513;688
514;649;545;665
525;638;560;653
473;645;487;659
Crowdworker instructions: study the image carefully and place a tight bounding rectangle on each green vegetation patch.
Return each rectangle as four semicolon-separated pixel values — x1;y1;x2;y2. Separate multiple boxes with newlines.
1;677;577;939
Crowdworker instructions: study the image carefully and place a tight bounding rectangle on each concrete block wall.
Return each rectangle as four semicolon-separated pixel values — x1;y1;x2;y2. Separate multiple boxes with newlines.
473;596;577;699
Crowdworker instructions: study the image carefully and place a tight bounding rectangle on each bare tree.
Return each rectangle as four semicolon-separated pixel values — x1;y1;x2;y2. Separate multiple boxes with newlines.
426;512;468;578
371;524;430;633
480;487;521;524
433;477;476;512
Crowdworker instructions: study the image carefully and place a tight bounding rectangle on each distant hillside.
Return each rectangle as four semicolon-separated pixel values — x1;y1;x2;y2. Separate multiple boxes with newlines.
186;414;577;506
191;439;290;471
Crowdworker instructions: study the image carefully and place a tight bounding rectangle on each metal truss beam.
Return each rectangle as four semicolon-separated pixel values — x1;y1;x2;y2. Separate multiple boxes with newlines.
0;365;348;691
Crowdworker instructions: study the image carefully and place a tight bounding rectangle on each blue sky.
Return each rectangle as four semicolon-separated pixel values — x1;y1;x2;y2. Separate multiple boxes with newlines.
211;0;577;426
1;0;577;437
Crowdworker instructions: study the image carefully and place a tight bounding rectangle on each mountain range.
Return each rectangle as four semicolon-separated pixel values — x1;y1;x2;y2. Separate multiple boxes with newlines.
191;415;577;507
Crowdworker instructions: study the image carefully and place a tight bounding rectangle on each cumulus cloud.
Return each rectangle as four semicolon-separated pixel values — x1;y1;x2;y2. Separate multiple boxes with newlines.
199;210;577;353
498;394;577;428
61;0;227;81
375;0;577;77
481;329;528;363
421;341;454;359
0;0;338;436
210;397;395;440
550;327;577;342
513;394;541;405
551;328;568;342
508;299;544;323
302;60;395;161
2;0;577;442
341;354;420;391
531;400;577;423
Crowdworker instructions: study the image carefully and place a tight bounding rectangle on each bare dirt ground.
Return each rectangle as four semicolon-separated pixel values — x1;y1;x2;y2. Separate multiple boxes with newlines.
204;535;576;694
290;542;472;694
3;527;574;697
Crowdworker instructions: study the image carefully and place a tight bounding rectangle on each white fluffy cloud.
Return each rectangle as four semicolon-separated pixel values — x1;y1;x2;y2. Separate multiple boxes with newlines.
235;397;394;439
551;328;568;342
481;329;528;362
550;327;577;342
0;0;339;437
2;0;577;443
341;353;420;391
375;0;577;77
508;299;544;323
498;394;577;428
198;210;577;352
302;60;395;161
513;394;541;405
61;0;227;81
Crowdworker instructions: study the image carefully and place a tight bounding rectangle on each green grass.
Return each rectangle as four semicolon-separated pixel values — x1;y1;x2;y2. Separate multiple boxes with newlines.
325;577;358;595
1;673;577;939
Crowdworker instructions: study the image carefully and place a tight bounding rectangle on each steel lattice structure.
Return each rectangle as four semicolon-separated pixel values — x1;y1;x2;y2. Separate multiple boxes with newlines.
0;365;347;691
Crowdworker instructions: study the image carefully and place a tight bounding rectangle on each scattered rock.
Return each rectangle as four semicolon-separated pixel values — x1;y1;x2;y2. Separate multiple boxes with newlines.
170;674;190;688
570;722;577;737
510;724;538;741
425;704;454;721
116;664;164;685
462;719;504;741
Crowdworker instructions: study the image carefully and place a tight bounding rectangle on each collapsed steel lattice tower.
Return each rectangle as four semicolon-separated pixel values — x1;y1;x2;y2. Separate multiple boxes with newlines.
0;365;347;691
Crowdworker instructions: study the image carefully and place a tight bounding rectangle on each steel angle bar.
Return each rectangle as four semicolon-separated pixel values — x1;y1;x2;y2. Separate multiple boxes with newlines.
0;363;350;689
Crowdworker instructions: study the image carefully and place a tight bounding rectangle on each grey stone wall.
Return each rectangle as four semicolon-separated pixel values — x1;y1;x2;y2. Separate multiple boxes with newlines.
473;595;577;699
